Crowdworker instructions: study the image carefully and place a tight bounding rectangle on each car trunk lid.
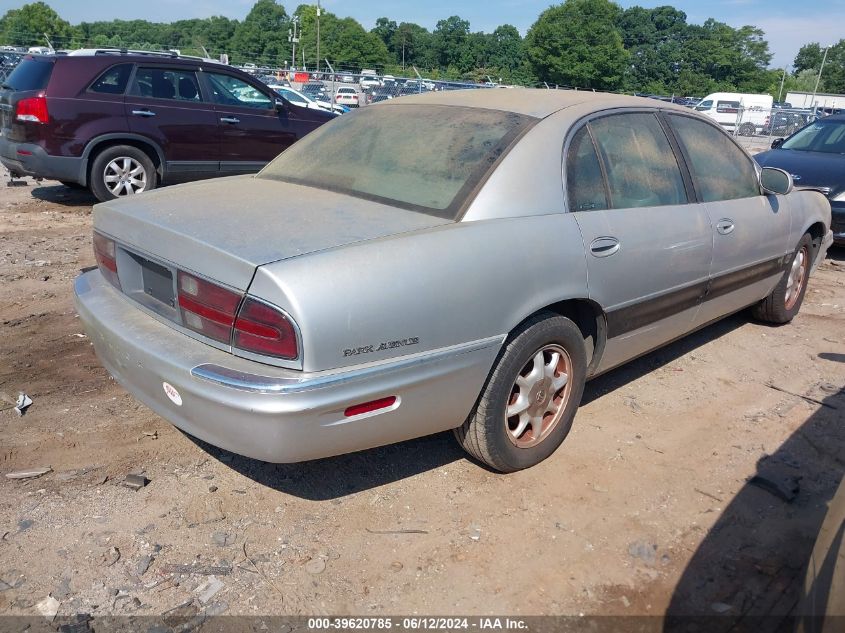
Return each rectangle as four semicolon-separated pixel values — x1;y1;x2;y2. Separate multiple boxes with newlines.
94;175;452;291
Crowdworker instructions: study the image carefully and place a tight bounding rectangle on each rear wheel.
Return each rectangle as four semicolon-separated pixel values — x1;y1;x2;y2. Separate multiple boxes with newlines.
89;145;157;202
454;313;587;472
752;233;813;324
739;123;756;136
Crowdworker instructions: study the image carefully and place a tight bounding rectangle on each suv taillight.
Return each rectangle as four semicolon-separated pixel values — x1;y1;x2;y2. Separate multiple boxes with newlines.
15;95;48;123
93;232;121;289
177;271;299;360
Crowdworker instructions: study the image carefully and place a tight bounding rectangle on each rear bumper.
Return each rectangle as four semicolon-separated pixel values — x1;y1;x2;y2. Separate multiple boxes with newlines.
74;270;500;463
0;137;85;184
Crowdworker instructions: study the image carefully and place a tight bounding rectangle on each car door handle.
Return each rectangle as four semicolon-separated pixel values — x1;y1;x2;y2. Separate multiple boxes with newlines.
131;109;156;117
716;219;735;235
220;117;240;124
589;237;620;258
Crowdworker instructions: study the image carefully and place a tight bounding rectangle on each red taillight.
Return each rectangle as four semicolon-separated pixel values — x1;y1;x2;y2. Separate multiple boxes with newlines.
15;96;48;123
92;231;120;289
176;272;299;360
233;297;298;360
177;271;242;344
344;396;397;418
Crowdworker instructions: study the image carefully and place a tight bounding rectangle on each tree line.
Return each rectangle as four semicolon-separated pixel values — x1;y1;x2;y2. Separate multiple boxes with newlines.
1;0;843;97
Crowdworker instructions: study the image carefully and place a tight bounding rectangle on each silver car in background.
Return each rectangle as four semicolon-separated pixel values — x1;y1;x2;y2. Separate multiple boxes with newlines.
74;90;833;472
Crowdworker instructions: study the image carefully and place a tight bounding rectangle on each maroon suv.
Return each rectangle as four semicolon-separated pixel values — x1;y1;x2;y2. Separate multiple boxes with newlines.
0;50;334;201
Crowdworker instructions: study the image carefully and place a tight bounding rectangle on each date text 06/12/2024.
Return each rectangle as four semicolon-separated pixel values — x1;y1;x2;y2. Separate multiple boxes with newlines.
307;617;528;630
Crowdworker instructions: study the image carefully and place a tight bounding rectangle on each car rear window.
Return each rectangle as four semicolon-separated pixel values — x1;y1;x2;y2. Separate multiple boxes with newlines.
2;57;54;91
258;104;535;219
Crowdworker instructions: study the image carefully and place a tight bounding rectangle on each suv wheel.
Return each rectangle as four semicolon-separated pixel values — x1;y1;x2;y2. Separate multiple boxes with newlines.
90;145;157;202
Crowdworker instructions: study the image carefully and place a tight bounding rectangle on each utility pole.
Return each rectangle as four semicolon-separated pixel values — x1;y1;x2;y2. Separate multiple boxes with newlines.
288;15;300;71
777;66;787;103
316;1;321;74
811;45;830;111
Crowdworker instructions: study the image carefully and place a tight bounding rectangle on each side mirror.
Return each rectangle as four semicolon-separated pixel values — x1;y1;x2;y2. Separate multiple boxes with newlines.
771;138;784;149
760;167;793;195
275;98;287;111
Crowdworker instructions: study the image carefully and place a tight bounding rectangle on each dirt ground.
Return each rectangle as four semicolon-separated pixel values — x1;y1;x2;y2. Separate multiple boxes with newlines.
1;176;843;628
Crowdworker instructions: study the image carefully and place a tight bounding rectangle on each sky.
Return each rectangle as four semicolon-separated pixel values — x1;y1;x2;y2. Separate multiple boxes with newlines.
14;0;845;69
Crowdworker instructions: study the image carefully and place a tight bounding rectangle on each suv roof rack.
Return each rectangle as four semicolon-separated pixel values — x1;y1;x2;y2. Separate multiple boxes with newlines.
66;48;222;64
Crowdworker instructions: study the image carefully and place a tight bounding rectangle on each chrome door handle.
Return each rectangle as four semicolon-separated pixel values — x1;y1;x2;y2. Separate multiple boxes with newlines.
716;219;735;235
220;117;240;124
131;110;156;117
589;237;621;258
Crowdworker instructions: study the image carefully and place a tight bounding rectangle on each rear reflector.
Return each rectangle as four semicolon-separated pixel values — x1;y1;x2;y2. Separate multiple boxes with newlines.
92;231;120;289
15;95;48;123
344;396;398;418
233;297;298;360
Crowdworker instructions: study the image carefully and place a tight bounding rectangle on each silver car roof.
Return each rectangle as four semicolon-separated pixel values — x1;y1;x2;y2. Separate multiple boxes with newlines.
380;88;692;119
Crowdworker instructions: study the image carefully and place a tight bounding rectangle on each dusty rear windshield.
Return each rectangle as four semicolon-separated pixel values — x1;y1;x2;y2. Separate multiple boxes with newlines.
258;104;535;219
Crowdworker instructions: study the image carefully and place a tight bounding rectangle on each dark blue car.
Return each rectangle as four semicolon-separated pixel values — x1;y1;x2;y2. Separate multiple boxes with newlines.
755;114;845;245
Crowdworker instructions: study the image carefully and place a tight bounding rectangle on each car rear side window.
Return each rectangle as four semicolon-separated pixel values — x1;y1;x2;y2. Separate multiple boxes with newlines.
667;114;760;202
89;64;132;95
132;68;201;101
2;58;53;91
566;126;608;212
588;113;687;209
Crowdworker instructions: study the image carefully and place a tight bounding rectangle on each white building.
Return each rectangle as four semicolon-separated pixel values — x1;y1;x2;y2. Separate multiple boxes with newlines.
786;91;844;109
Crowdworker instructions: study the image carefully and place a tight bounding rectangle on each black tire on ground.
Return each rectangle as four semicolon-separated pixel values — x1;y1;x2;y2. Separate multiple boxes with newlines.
59;180;85;190
752;233;814;324
89;145;157;203
454;312;587;472
739;123;756;137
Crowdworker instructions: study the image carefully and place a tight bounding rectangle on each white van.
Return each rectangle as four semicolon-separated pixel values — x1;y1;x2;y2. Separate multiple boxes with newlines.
694;92;773;136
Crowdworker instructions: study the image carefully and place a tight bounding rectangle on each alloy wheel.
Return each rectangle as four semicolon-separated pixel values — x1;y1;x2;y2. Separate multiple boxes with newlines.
103;157;147;196
505;344;573;449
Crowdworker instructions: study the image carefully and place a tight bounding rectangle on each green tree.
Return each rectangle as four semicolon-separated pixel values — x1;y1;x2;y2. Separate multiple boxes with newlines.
525;0;628;90
371;17;396;53
0;1;74;48
793;41;845;94
489;24;523;74
392;22;436;70
229;0;289;66
433;16;470;69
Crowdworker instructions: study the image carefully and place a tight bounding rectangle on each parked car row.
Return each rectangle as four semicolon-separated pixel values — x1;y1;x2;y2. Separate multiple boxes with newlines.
0;50;335;202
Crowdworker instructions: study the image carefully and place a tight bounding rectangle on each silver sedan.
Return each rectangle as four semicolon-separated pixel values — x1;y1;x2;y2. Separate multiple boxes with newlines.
74;89;833;472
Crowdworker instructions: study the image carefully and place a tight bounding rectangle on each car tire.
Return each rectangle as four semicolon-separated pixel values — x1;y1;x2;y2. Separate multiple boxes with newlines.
752;233;814;324
59;180;85;190
89;145;157;203
739;123;756;137
454;313;587;472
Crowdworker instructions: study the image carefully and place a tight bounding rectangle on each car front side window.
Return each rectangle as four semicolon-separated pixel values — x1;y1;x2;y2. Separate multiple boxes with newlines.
207;73;272;109
588;112;687;209
667;114;760;202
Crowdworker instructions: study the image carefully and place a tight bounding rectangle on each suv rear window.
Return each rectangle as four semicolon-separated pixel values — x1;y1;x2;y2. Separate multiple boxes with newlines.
2;58;54;91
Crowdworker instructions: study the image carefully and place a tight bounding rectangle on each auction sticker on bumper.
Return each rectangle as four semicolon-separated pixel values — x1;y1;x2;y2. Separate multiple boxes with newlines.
163;382;183;406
